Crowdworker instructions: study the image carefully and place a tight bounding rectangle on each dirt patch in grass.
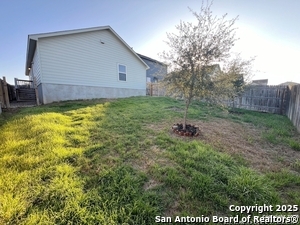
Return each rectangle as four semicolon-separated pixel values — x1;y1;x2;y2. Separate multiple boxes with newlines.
164;200;181;217
143;178;161;191
194;119;277;172
151;118;300;173
130;145;172;191
130;145;175;173
195;119;300;173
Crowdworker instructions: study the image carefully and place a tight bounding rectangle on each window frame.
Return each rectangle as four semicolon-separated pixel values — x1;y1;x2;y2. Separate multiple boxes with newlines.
118;63;127;82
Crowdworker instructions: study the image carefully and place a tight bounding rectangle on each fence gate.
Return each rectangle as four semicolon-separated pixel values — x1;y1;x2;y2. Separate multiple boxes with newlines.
15;78;37;102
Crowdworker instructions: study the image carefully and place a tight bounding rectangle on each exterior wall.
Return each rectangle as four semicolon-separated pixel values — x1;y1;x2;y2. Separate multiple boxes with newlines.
29;47;42;86
142;57;167;82
38;30;147;91
41;83;145;104
37;84;43;104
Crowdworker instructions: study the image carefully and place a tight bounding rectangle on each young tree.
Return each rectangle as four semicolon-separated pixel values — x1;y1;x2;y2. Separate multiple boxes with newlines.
161;1;251;129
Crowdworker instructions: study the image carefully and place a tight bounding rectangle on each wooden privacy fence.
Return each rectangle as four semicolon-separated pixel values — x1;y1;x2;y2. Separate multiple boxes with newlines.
286;85;300;132
148;84;290;115
225;84;300;132
147;82;300;132
0;77;11;109
232;85;289;114
0;77;39;114
146;83;166;96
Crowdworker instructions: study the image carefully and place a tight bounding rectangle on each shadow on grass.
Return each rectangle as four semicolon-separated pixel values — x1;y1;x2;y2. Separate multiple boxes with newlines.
1;96;299;224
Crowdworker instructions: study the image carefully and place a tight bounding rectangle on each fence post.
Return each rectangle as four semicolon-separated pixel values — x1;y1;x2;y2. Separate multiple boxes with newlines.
3;77;10;108
14;78;18;89
280;87;286;115
0;79;4;107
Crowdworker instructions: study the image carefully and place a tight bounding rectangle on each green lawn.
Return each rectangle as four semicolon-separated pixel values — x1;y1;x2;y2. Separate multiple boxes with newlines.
0;96;299;224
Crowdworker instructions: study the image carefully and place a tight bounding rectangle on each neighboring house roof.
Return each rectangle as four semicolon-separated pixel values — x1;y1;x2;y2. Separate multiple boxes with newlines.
278;81;300;87
204;64;221;75
136;53;167;67
25;26;149;75
251;79;268;85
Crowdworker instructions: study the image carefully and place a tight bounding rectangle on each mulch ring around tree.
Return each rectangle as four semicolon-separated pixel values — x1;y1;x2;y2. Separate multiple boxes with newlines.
172;123;200;137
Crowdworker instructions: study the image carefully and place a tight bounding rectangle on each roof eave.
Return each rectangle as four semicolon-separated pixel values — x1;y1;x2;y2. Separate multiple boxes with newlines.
25;38;37;75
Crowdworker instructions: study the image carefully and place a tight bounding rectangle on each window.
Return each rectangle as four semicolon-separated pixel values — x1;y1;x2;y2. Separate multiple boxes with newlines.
118;64;126;81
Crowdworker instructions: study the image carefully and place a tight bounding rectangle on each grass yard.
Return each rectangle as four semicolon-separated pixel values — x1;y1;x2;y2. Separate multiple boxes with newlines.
0;96;299;224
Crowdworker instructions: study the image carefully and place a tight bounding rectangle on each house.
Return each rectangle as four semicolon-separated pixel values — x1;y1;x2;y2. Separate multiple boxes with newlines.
25;26;149;104
278;81;300;89
136;53;167;83
251;79;268;85
203;64;221;77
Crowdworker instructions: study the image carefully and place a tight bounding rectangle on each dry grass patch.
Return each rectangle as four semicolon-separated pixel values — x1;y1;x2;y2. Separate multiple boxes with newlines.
149;117;300;173
194;118;300;173
131;145;175;173
143;178;161;191
169;118;300;172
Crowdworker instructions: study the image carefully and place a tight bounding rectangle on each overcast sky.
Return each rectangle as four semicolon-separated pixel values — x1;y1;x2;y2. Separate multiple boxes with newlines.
1;0;299;85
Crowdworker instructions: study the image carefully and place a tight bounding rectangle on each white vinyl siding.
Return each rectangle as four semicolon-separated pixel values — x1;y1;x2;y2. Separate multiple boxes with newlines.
37;29;146;90
30;46;42;86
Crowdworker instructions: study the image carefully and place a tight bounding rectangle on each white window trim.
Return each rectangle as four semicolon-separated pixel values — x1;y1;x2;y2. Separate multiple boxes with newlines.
117;63;127;82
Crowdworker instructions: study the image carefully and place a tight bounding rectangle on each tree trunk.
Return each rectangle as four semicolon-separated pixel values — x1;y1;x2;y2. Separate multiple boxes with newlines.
183;99;190;130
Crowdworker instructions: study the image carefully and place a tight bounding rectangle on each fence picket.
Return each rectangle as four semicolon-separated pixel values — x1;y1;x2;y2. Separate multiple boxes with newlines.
287;85;300;132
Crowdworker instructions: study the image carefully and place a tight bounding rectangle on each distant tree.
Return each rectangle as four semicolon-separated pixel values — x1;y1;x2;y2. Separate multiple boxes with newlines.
220;54;254;110
161;0;253;129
